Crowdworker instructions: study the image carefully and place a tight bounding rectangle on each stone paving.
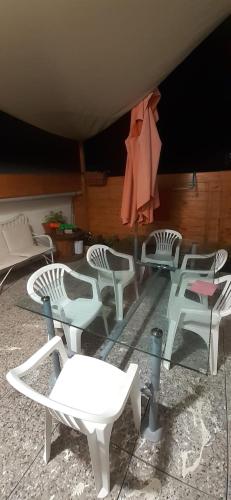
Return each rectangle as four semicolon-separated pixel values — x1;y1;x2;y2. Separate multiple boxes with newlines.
0;261;230;499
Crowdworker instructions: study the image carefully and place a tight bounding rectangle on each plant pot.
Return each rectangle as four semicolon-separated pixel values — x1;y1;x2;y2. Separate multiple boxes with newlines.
42;223;52;234
42;222;59;235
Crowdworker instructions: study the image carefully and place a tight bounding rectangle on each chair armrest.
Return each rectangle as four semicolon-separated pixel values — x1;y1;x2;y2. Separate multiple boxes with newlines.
33;234;54;249
109;248;135;272
141;238;149;261
179;269;213;278
178;308;219;322
7;337;67;381
67;269;101;302
180;252;216;272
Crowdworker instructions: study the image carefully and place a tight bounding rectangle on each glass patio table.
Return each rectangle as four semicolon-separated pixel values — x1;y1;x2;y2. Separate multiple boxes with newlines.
17;242;217;442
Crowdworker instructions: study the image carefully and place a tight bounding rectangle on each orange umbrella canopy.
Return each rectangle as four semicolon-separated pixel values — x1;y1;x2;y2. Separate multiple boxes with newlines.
121;91;161;227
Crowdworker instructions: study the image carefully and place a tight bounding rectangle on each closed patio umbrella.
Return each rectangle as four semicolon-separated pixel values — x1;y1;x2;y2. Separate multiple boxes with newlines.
121;90;162;228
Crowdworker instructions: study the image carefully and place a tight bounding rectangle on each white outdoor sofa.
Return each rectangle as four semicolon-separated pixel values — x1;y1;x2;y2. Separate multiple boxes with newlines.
0;213;54;291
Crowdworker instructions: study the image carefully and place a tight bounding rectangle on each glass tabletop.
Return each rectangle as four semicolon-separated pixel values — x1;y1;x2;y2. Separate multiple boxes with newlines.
17;241;218;375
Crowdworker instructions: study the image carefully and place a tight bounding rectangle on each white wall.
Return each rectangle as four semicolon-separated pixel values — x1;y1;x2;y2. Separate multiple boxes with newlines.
0;195;73;233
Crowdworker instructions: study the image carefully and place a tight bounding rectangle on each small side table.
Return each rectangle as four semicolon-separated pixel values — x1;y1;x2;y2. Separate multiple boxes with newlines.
50;231;84;262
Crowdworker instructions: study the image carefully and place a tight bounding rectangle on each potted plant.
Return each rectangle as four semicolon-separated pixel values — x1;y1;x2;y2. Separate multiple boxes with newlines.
82;232;120;253
42;210;67;234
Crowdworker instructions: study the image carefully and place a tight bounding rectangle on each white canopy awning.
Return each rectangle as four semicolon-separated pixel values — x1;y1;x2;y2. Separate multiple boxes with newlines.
0;0;230;140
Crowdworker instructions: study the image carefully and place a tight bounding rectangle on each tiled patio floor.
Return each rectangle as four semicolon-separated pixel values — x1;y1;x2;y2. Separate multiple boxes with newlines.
0;262;230;499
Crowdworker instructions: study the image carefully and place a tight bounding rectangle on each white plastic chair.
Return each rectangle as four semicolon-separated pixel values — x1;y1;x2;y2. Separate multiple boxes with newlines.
163;275;231;375
168;249;228;311
171;249;228;285
140;229;182;280
27;263;108;354
6;336;141;499
87;245;139;321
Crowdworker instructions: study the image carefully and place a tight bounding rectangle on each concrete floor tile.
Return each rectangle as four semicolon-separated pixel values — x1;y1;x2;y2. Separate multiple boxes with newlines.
0;375;12;399
9;425;131;500
0;391;45;499
118;456;214;499
133;365;227;498
0;262;230;500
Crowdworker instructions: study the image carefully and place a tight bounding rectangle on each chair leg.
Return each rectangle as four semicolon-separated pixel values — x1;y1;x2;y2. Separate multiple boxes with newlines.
114;284;124;321
139;265;145;283
63;325;83;354
87;424;113;498
167;284;178;319
69;326;83;354
44;409;52;464
130;371;141;430
167;292;174;320
163;320;178;370
102;307;109;335
134;277;139;300
209;327;219;375
170;271;175;282
201;295;209;307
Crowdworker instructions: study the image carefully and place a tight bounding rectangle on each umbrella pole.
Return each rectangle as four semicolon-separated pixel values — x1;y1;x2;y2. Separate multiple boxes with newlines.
134;222;139;263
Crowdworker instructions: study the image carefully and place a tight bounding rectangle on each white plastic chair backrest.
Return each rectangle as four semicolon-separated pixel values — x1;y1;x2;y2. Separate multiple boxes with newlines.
214;249;228;273
147;229;182;255
87;244;111;271
214;275;231;317
27;263;70;305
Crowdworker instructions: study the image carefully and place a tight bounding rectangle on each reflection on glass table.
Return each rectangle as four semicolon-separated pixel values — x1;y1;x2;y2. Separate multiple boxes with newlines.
18;261;217;374
16;241;224;442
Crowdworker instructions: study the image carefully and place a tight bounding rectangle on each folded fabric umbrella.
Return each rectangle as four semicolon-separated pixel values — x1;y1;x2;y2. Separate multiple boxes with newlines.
121;90;162;227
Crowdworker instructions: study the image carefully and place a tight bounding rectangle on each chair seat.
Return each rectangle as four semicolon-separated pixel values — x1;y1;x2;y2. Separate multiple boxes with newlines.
171;269;212;285
98;269;135;289
50;354;128;421
142;253;175;266
168;294;207;322
183;311;220;330
57;298;102;328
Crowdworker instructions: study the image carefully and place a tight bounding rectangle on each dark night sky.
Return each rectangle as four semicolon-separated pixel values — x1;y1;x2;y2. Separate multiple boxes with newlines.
0;112;77;172
85;15;231;174
0;15;230;174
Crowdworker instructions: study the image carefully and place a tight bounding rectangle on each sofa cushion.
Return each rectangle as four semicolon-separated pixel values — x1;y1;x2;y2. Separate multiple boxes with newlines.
0;231;10;258
3;223;35;254
0;255;27;271
11;244;49;258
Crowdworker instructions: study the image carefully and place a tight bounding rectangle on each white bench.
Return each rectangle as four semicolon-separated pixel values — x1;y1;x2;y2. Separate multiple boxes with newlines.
0;213;54;291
